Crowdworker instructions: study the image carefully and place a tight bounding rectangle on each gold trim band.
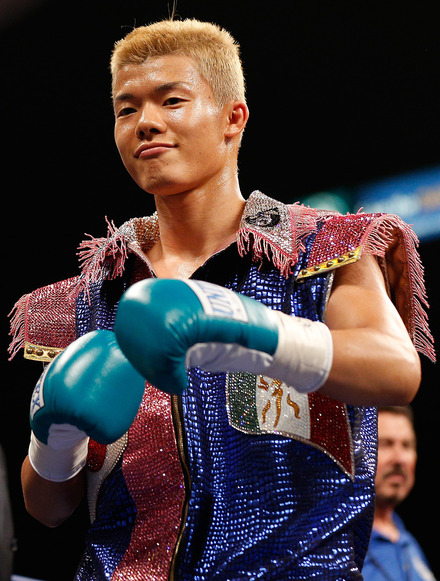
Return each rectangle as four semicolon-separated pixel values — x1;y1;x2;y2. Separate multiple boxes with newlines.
24;342;64;362
296;246;361;280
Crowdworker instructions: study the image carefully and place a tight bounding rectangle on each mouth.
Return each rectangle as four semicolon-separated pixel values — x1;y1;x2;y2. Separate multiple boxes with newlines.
384;470;407;484
135;143;175;159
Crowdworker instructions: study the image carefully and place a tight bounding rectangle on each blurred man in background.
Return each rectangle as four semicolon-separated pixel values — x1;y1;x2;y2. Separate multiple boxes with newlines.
0;445;14;581
363;406;436;580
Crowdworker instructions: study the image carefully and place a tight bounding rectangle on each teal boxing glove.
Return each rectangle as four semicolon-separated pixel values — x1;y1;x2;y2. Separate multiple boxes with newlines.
114;279;333;396
28;330;145;481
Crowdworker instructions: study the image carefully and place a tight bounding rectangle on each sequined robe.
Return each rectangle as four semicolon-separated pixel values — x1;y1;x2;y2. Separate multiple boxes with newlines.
9;192;434;581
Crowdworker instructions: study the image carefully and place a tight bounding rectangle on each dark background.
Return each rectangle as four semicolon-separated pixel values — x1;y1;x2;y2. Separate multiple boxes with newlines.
1;1;439;579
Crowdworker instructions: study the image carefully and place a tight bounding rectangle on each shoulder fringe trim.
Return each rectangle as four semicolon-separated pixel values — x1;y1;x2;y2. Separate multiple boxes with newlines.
360;212;435;362
8;217;136;360
74;214;159;303
8;294;29;361
237;195;325;278
75;218;129;303
8;276;79;361
237;194;434;361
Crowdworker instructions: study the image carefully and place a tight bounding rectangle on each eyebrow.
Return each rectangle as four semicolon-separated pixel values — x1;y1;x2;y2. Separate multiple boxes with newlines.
113;81;191;103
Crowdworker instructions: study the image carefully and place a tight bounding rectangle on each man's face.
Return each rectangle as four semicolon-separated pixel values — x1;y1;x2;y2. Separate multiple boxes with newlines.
113;54;234;197
375;412;417;508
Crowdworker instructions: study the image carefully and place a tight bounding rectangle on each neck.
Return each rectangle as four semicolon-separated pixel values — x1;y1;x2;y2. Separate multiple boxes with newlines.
147;174;246;277
373;504;400;542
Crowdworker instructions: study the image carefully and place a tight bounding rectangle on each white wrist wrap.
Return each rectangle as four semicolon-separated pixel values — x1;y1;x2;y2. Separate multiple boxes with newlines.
28;425;89;482
186;312;333;394
266;311;333;393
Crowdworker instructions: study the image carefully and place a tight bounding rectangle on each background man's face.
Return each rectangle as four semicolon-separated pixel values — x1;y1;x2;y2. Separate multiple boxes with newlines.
375;412;417;508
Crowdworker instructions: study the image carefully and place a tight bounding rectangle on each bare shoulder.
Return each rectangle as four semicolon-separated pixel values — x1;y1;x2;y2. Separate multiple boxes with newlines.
331;253;387;293
326;253;410;338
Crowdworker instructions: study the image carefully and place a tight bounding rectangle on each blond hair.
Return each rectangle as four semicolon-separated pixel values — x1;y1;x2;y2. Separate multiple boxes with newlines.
111;19;245;106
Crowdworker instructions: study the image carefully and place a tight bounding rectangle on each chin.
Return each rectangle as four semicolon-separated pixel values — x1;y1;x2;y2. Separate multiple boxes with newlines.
139;179;186;197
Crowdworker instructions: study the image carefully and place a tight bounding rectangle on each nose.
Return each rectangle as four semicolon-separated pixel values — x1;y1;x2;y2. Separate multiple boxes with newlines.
390;443;413;467
136;104;166;139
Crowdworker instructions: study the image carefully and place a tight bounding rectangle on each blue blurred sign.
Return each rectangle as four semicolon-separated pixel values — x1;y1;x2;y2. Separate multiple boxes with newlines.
299;189;353;214
355;166;440;241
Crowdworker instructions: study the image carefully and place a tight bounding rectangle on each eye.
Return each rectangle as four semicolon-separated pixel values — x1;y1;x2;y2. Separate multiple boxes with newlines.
117;107;137;118
163;97;184;106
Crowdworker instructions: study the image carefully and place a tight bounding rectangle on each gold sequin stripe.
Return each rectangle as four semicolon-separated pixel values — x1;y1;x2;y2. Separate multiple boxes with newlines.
169;394;192;581
296;246;361;281
24;342;64;362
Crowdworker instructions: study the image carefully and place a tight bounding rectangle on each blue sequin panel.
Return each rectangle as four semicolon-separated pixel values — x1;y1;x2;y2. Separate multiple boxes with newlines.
74;458;137;580
176;238;376;580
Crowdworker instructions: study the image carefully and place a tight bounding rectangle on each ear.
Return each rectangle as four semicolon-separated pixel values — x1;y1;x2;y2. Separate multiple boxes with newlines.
224;101;249;139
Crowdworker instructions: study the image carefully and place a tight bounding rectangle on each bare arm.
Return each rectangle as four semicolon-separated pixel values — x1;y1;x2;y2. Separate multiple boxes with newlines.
21;456;86;527
320;254;421;406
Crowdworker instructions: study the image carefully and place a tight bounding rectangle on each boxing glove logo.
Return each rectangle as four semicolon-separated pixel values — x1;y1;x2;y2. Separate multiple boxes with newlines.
184;280;248;323
30;366;49;420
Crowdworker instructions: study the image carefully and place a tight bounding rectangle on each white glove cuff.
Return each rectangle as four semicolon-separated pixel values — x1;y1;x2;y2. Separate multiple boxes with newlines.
28;425;89;482
267;312;333;394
